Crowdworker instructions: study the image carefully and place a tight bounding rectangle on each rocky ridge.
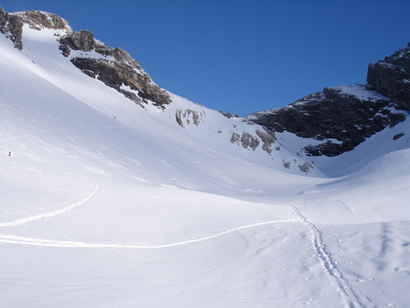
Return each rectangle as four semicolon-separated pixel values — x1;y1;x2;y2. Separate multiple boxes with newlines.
246;45;409;157
0;5;23;50
367;43;410;111
59;30;171;108
16;9;72;33
0;6;170;109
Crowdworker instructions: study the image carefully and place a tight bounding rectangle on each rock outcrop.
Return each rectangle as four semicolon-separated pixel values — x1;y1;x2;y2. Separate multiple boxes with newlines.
246;44;410;157
175;109;205;128
59;30;171;108
15;10;72;33
0;7;73;50
367;43;410;111
0;5;23;50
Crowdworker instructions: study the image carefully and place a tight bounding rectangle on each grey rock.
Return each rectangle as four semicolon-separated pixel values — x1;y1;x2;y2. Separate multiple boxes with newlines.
1;7;72;51
393;132;404;140
230;132;240;144
0;5;23;50
298;162;314;174
247;86;406;157
16;10;72;33
367;44;410;111
175;109;204;128
255;128;276;153
59;31;171;108
283;161;291;169
218;110;239;118
59;30;95;52
240;132;260;151
246;42;410;157
230;131;263;151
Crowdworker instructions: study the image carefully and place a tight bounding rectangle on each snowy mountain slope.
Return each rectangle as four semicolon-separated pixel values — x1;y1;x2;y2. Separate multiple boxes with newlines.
0;8;410;308
3;18;319;176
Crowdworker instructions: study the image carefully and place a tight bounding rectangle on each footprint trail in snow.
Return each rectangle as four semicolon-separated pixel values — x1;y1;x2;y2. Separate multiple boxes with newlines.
290;203;374;308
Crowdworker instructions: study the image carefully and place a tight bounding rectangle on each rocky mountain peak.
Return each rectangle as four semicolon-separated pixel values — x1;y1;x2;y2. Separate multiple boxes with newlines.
246;44;409;157
0;7;72;50
367;44;410;111
58;29;171;108
15;10;72;33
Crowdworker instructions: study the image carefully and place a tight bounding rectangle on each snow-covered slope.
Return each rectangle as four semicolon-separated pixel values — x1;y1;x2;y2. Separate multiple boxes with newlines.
0;9;410;308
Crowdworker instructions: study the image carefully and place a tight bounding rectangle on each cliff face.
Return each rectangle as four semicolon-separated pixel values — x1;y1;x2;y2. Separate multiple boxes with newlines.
246;45;409;157
367;43;410;111
0;5;23;50
59;30;171;108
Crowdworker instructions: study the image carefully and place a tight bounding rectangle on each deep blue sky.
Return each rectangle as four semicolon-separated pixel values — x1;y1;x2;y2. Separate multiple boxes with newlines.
2;1;410;116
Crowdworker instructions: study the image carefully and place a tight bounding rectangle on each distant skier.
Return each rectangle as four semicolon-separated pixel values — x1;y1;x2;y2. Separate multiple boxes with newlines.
8;152;11;156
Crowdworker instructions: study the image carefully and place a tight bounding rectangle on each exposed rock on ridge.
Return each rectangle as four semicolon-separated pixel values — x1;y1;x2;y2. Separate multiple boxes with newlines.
367;43;410;111
175;109;205;128
246;45;409;157
0;5;23;50
59;30;171;108
16;10;72;33
0;7;73;50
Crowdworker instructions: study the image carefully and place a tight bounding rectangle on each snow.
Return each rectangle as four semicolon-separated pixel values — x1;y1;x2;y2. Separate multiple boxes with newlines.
0;25;410;308
339;84;390;102
70;49;116;61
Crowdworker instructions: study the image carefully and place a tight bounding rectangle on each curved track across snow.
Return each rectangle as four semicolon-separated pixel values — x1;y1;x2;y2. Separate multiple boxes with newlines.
0;219;298;249
0;182;100;228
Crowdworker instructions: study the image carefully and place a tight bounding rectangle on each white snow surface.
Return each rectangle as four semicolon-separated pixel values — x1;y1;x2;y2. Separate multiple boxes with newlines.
0;25;409;308
338;84;389;102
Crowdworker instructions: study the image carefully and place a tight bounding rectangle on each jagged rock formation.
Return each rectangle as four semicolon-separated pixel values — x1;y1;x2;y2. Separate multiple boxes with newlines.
246;45;409;157
367;43;410;111
16;10;72;33
0;7;72;50
175;109;205;128
230;128;279;153
0;5;23;50
218;111;239;118
59;30;171;108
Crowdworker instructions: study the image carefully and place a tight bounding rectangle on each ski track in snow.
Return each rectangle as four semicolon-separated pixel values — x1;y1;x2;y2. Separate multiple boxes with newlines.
0;219;298;249
0;182;100;227
0;130;53;143
290;204;373;308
